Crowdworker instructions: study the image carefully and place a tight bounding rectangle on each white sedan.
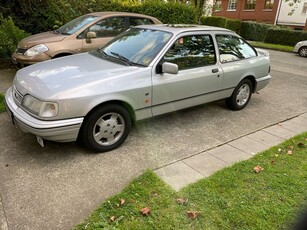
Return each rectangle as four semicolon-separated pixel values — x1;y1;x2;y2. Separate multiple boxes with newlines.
5;24;271;152
294;40;307;57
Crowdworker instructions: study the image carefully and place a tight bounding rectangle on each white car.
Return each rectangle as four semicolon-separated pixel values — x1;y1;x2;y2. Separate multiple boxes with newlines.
294;40;307;57
5;24;271;152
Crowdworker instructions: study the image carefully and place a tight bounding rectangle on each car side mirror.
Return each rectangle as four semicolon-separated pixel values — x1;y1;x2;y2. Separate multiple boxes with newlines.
162;62;178;74
86;31;97;43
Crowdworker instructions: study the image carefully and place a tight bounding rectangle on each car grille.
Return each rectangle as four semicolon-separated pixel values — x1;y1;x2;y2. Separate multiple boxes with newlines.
17;48;28;54
13;86;23;106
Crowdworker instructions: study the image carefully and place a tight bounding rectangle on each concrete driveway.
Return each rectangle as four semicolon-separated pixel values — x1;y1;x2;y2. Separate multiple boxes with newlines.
0;50;306;230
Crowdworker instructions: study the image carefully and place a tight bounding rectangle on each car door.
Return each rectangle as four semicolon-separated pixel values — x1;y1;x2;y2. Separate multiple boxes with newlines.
152;33;223;116
81;17;127;52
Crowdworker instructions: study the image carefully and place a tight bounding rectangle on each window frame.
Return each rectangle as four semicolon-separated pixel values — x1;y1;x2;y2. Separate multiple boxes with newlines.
162;34;217;71
302;2;307;14
244;0;257;10
215;34;258;64
227;0;237;11
264;0;274;10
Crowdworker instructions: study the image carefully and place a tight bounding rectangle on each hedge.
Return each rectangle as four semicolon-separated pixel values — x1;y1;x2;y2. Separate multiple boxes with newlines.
265;28;307;46
0;0;197;35
240;21;274;42
200;16;241;33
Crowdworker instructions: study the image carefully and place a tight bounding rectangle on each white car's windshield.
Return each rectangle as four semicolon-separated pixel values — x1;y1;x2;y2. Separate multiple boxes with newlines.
95;28;173;67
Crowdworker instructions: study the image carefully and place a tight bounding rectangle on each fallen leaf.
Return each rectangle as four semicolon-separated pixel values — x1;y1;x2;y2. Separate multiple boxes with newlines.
151;192;158;197
275;154;279;157
186;211;200;219
176;197;188;205
109;216;116;223
278;148;282;152
254;165;264;173
288;145;294;150
287;150;293;155
120;198;125;206
278;123;282;126
140;207;151;216
271;160;276;165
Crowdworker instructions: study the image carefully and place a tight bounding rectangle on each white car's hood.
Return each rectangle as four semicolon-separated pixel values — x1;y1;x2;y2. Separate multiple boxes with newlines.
14;53;141;99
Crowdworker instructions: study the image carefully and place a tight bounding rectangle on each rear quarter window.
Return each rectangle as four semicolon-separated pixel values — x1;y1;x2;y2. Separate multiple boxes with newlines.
216;34;257;63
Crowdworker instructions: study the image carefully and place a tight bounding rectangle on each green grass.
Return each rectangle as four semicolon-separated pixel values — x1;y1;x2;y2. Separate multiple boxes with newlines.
0;94;5;113
249;41;294;53
74;133;307;230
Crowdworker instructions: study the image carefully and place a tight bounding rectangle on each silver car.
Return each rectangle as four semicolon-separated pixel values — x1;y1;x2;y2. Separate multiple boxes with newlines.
5;24;271;152
294;40;307;57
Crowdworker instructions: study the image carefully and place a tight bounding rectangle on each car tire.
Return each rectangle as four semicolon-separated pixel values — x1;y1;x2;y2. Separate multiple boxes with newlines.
298;46;307;57
80;104;131;152
226;78;252;110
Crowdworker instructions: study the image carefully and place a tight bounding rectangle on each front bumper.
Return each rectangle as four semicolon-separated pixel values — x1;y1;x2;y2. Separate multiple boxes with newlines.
5;87;84;142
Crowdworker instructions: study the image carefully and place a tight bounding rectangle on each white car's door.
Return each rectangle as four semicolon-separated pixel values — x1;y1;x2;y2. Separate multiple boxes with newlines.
152;34;223;116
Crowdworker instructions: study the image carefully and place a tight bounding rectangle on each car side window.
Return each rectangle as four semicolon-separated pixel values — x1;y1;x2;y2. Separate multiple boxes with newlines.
129;17;154;26
163;35;216;70
216;35;257;63
88;17;126;37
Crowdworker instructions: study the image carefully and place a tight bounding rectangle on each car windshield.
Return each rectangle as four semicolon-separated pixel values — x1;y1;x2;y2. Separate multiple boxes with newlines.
93;28;173;67
56;15;98;35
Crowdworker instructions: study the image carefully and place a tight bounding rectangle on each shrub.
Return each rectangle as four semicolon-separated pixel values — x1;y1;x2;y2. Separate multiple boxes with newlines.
240;21;274;42
0;15;29;60
225;19;241;33
200;16;227;28
265;28;307;46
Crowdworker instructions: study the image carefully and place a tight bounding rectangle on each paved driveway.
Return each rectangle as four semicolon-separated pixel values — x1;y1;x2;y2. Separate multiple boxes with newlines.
0;50;306;230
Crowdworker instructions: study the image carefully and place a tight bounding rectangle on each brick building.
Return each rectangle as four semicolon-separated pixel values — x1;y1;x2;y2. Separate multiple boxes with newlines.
213;0;307;30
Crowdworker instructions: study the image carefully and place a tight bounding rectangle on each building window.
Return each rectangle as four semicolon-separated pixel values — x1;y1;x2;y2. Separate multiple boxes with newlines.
228;0;237;10
264;0;274;9
245;0;256;10
214;0;222;11
303;2;307;14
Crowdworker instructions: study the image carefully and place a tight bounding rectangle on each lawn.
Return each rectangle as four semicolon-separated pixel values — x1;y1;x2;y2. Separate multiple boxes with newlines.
249;41;294;53
74;133;307;230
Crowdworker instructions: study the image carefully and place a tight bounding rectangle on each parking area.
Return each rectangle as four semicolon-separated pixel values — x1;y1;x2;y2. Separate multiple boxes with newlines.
0;50;306;230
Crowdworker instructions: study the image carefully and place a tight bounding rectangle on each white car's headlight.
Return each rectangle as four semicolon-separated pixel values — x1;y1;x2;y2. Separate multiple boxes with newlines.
24;44;49;57
22;95;58;118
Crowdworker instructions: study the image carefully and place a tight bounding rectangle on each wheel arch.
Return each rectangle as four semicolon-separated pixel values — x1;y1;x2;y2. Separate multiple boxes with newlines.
243;75;256;93
52;53;73;59
84;100;136;123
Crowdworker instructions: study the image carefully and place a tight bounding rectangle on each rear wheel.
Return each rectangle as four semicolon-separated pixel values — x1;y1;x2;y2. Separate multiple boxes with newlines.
298;46;307;57
80;104;131;152
226;79;252;110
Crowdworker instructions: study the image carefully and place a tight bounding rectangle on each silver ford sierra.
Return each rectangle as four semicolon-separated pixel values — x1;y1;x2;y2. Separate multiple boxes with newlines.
5;24;271;152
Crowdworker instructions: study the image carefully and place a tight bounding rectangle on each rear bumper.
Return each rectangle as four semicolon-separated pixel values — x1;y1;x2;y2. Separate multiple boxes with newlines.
5;87;83;142
255;74;271;92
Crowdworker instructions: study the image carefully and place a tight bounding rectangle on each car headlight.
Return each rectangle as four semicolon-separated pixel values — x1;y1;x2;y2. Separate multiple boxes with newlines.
22;95;58;118
24;44;49;56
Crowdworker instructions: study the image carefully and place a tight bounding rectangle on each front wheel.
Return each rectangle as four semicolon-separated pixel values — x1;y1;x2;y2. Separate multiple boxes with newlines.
80;104;131;152
298;46;307;57
226;79;252;110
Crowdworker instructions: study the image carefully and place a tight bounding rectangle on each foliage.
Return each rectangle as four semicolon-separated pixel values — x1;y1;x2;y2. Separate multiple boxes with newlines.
0;15;29;60
225;18;241;33
265;28;307;46
0;94;5;113
74;133;307;229
200;16;227;28
240;21;274;42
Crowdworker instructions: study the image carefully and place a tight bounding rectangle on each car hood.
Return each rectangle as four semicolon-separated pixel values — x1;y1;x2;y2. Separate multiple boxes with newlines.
18;31;67;48
14;53;141;99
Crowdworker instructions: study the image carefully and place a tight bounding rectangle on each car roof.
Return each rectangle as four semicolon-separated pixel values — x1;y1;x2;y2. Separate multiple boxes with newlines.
135;24;234;35
88;11;160;20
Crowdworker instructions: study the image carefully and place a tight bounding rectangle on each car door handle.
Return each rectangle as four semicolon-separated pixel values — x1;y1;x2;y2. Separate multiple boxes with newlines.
212;68;219;73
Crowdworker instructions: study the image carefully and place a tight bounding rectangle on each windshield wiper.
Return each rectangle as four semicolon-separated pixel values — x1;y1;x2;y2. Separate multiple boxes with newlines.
110;52;133;66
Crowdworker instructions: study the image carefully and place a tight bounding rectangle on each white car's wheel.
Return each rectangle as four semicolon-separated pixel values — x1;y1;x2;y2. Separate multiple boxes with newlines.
299;46;307;57
80;104;131;152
